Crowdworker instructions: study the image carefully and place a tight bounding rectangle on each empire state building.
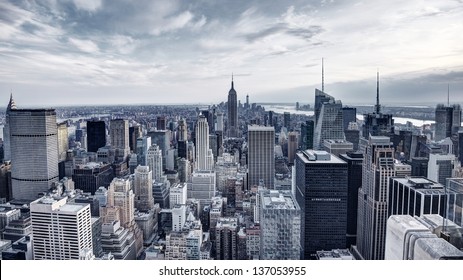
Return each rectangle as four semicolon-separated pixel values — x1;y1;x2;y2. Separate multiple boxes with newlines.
227;76;238;137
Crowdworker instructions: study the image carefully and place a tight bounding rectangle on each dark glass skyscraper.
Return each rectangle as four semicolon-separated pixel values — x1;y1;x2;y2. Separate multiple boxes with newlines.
227;77;238;137
342;107;356;131
295;150;348;259
301;120;314;150
339;151;363;248
87;120;106;153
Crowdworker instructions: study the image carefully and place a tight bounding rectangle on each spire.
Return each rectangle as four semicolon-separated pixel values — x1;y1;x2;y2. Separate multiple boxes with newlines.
231;73;234;89
448;83;450;107
375;71;381;114
321;58;324;93
7;90;17;111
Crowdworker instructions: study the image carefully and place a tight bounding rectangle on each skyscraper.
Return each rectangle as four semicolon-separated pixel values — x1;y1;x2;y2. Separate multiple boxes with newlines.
435;104;461;141
313;90;344;149
110;119;129;162
248;125;275;188
342;107;357;131
227;76;238;138
147;144;163;182
362;72;394;139
3;93;16;162
195;115;214;171
30;196;92;260
427;153;456;185
295;150;348;259
259;189;301;260
87;120;106;153
134;165;154;212
355;136;395;260
10;109;59;200
300;120;314;150
287;131;298;164
338;151;363;248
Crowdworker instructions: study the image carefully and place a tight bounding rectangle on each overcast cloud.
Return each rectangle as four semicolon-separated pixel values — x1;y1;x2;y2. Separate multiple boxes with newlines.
0;0;462;107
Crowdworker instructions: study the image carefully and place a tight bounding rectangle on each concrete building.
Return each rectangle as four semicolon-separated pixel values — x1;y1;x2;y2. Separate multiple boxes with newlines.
388;177;463;229
134;165;154;212
355;136;395;260
259;189;301;260
427;153;456;186
323;139;354;157
188;170;216;205
30;196;92;259
170;182;187;207
215;217;238;260
385;215;463;260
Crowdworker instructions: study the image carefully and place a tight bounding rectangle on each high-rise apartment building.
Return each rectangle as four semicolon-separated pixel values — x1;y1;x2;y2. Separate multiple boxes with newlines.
295;150;348;259
259;189;301;260
134;165;154;212
10;109;59;200
248;125;275;188
227;77;238;137
355;136;395;260
215;217;238;260
87;120;106;153
30;196;92;259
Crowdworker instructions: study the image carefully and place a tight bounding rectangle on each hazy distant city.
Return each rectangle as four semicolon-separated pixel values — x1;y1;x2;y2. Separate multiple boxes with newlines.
1;1;463;261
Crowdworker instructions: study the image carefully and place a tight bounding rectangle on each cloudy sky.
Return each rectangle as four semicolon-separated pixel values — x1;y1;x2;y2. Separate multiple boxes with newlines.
1;0;462;107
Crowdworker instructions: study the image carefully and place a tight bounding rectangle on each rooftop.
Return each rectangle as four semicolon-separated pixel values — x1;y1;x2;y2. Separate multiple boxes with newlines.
298;150;346;164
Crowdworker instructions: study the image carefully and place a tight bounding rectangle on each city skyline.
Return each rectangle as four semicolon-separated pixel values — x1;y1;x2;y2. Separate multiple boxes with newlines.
1;0;462;106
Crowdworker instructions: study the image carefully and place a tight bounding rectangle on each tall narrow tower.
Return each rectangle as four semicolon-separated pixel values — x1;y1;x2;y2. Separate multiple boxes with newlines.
355;136;395;260
227;75;238;138
195;115;213;171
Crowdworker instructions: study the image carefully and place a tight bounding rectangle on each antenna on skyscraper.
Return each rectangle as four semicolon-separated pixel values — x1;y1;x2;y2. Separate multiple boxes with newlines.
322;58;325;93
375;71;381;114
448;84;450;107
